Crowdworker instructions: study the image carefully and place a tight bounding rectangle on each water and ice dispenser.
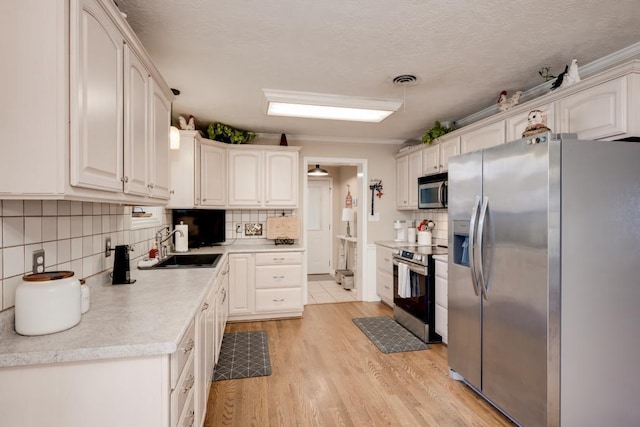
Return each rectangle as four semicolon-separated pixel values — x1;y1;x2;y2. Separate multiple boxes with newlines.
452;220;470;267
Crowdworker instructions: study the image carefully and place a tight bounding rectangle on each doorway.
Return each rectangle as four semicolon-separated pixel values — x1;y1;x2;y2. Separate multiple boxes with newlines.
307;178;332;274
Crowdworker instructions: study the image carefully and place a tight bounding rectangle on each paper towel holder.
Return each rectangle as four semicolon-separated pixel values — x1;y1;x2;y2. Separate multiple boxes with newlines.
174;221;189;253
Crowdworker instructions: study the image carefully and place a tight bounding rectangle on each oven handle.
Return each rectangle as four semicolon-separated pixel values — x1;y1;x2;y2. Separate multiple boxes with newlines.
468;196;481;296
392;258;427;276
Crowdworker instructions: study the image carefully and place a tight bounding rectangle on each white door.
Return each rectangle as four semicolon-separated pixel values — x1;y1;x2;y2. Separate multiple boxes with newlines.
307;179;332;274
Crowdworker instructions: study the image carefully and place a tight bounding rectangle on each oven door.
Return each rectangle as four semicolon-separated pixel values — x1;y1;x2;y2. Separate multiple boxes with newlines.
418;178;448;209
393;258;428;321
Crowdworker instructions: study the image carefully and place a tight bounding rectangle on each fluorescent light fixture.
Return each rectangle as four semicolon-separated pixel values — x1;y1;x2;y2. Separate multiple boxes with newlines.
263;89;402;123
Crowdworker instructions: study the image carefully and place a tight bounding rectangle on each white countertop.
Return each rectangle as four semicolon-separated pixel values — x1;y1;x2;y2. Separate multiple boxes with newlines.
0;243;304;368
375;240;435;249
432;254;448;262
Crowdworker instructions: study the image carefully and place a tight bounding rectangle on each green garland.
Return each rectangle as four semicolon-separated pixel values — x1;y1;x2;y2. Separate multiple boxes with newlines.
207;122;257;144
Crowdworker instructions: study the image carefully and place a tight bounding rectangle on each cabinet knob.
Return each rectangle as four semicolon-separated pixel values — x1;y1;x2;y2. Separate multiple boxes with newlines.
433;165;438;169
201;302;209;311
439;164;443;168
120;176;129;183
169;190;175;194
203;198;207;202
181;338;195;354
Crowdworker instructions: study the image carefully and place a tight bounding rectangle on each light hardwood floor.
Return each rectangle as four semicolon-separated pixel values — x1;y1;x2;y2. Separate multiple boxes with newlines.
205;302;514;426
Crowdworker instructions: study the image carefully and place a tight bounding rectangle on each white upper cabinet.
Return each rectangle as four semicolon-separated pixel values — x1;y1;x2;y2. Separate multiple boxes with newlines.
167;131;197;208
422;144;440;175
228;148;299;208
265;151;298;207
200;143;227;207
557;76;628;140
395;154;409;208
460;121;505;154
149;79;171;199
123;45;149;196
1;0;173;204
407;150;422;208
228;150;263;206
70;0;124;193
438;137;460;172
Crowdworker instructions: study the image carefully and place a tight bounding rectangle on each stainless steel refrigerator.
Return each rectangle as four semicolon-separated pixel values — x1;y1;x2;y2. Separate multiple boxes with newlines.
448;133;640;427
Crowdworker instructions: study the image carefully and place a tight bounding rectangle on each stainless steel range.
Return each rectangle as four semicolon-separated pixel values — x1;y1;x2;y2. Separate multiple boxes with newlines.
392;245;447;343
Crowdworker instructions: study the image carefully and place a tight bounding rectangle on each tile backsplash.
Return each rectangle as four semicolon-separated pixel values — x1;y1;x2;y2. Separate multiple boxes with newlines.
224;210;295;241
0;200;169;311
412;209;449;246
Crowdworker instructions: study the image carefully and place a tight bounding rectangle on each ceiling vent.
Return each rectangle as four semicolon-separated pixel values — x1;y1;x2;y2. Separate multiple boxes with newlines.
392;74;418;86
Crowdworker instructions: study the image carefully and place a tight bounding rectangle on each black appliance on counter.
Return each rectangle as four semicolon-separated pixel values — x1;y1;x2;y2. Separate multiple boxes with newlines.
418;172;448;209
392;245;447;343
111;245;136;285
172;209;226;247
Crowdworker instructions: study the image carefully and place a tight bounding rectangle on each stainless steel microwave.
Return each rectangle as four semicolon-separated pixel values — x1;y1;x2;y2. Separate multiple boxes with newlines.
418;173;447;209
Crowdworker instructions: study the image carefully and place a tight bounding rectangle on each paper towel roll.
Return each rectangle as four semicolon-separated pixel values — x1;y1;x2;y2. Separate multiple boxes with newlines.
174;222;188;252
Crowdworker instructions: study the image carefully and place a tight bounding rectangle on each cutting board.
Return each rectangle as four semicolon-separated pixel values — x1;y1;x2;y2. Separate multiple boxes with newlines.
266;216;300;239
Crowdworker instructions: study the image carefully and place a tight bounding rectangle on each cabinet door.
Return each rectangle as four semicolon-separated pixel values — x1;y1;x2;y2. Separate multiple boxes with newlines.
123;45;149;196
557;76;627;140
228;254;255;316
422;144;440;175
70;0;124;192
167;133;195;208
438;138;460;172
395;155;409;208
460;121;505;154
149;79;171;199
200;143;227;207
265;151;298;207
228;150;262;206
407;150;422;208
506;104;555;142
195;293;209;427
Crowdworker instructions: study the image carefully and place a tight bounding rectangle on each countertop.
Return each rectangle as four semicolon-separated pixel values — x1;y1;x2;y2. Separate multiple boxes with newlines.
0;243;304;368
432;254;448;262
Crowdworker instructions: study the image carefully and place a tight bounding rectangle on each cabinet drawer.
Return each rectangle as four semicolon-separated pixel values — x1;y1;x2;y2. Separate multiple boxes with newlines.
171;318;195;389
255;288;302;312
435;276;448;308
435;304;448;344
171;352;195;427
255;251;302;266
376;269;393;305
255;265;302;289
435;260;448;280
175;386;195;427
376;247;393;274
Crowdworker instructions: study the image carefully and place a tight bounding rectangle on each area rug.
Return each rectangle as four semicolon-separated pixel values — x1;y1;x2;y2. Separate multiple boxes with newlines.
213;331;272;381
352;316;428;354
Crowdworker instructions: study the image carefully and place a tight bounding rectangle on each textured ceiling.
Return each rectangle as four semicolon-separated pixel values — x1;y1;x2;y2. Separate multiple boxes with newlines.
116;0;640;143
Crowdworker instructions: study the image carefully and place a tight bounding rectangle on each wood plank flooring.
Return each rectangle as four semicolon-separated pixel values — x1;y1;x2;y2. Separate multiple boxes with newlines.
205;302;515;427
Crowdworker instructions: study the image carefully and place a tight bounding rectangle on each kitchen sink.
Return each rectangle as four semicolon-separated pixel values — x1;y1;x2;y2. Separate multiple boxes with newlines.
146;253;221;269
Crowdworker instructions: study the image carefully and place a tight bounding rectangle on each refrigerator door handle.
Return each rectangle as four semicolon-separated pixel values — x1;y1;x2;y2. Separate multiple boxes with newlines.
468;195;481;296
477;196;490;300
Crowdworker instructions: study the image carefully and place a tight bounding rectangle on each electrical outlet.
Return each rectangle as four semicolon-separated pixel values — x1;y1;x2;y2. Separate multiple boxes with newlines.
105;237;112;257
32;249;45;274
235;223;242;233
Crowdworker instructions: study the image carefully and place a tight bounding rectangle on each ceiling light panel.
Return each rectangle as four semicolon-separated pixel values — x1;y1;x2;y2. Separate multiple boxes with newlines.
263;89;402;123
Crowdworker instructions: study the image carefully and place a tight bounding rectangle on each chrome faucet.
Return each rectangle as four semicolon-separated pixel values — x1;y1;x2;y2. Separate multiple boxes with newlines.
155;226;184;259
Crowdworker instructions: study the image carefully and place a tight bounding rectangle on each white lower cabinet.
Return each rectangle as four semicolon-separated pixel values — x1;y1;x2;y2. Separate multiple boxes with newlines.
434;256;448;344
375;245;394;306
228;251;304;321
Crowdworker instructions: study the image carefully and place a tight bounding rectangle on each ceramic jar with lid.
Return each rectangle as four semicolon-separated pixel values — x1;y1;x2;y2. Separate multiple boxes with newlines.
15;271;82;336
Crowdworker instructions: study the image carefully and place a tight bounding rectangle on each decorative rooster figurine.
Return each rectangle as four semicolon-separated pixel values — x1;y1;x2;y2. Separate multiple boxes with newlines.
178;115;196;130
551;59;580;91
497;90;523;111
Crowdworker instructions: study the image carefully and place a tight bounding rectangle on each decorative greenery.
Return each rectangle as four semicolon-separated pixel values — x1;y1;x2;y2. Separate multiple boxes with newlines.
538;66;556;82
207;122;257;144
421;120;455;145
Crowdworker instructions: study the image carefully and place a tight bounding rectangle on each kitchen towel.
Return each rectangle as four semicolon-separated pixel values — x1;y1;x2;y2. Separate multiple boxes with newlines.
398;262;411;298
174;222;188;252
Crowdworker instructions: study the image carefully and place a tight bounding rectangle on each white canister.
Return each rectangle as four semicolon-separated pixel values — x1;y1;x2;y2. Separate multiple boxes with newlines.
15;271;82;336
407;227;416;243
417;231;432;246
80;279;90;314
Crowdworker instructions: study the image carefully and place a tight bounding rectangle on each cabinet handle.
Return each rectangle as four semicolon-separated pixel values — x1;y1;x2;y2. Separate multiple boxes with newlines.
433;165;438;169
440;164;444;168
273;298;285;302
201;302;209;311
273;275;285;279
222;288;227;304
147;183;154;189
384;258;390;262
120;176;129;183
181;338;195;354
182;374;195;393
170;190;175;194
273;257;285;261
183;410;195;427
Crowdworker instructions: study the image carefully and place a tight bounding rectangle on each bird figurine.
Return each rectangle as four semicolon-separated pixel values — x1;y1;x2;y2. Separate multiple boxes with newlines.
560;59;581;89
550;64;568;90
178;115;196;130
522;109;551;138
497;90;523;111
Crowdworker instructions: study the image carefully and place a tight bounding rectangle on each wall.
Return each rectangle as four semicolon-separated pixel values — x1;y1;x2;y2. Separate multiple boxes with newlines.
0;200;169;312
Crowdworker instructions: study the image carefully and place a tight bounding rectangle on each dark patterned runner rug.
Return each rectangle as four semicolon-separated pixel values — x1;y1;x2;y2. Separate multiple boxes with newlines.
213;331;272;381
352;316;428;354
